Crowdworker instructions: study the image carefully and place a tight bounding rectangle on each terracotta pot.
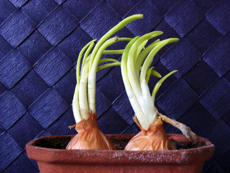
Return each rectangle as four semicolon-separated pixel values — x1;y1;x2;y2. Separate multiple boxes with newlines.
26;134;214;173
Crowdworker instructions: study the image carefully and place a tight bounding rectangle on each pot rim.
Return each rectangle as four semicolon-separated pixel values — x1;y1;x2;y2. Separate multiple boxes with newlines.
26;134;215;165
26;134;214;151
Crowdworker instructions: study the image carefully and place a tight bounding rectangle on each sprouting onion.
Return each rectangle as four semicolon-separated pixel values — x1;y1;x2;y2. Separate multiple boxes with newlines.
121;31;197;150
121;34;178;131
121;33;179;150
66;14;144;150
73;14;143;123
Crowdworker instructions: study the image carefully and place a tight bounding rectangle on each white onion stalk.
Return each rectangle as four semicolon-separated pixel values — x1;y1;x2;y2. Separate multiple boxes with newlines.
72;14;144;123
121;35;178;130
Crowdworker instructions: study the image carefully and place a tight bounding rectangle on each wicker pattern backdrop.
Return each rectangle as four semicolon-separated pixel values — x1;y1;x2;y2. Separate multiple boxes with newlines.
0;0;230;172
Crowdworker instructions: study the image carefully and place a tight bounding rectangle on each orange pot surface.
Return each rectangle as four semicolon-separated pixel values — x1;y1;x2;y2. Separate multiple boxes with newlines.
26;134;215;173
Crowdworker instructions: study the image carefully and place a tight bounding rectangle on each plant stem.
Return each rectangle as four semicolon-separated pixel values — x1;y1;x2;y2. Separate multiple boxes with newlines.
158;112;197;144
103;50;124;54
88;37;131;112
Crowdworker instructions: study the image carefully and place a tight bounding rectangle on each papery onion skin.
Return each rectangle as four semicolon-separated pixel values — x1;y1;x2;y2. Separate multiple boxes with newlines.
125;117;175;151
66;112;115;150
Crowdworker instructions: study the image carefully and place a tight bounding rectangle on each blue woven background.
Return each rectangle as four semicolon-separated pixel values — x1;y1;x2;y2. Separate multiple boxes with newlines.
0;0;230;172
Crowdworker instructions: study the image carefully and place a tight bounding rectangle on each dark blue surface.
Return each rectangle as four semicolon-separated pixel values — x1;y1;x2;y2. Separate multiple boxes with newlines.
0;10;36;48
2;153;38;173
203;35;230;77
12;70;49;108
160;38;202;78
34;47;72;86
157;79;199;119
0;0;16;25
0;0;230;172
206;0;230;35
23;0;57;24
0;91;26;131
48;109;76;136
193;0;221;14
9;0;28;8
80;1;121;40
58;27;92;62
8;113;43;149
54;69;76;104
98;107;129;134
186;19;222;53
183;60;219;95
19;31;52;65
95;88;112;117
199;78;230;119
38;6;79;46
112;92;134;125
97;67;125;102
0;50;31;89
203;119;230;172
0;132;22;172
0;35;12;61
64;0;101;20
164;0;205;37
28;88;69;129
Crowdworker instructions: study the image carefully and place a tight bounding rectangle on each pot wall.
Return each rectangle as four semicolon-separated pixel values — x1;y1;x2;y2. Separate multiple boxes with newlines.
26;134;215;173
37;163;205;173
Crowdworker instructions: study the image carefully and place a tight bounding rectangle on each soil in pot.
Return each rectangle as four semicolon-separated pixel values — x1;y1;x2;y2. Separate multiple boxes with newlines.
32;134;206;150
